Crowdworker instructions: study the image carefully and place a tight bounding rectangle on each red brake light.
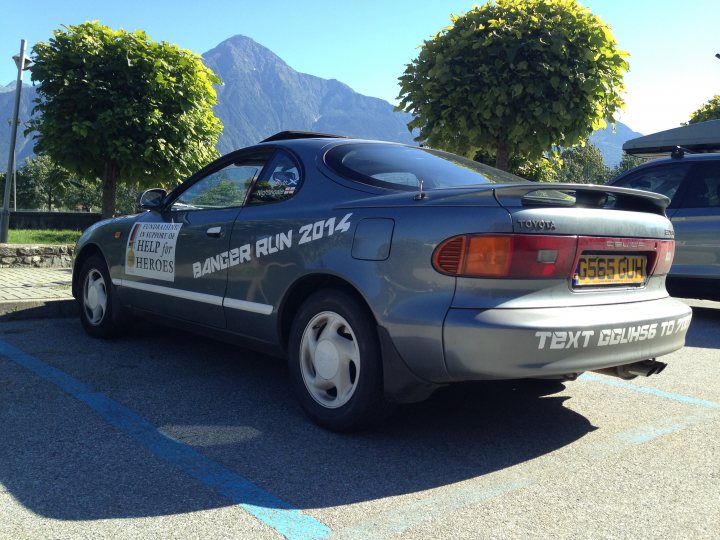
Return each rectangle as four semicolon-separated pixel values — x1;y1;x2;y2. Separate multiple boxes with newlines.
433;234;578;278
652;240;675;275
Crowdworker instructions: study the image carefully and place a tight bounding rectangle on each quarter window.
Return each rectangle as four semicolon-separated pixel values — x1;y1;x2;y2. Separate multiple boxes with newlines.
246;151;302;205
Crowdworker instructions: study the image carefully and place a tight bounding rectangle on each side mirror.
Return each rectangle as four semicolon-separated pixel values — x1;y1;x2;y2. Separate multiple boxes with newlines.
137;188;167;210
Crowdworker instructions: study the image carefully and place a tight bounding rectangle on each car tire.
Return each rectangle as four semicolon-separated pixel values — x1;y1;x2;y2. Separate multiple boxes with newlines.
288;290;386;431
78;254;126;339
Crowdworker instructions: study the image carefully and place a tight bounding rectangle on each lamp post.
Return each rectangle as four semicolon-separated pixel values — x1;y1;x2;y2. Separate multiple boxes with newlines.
1;39;32;243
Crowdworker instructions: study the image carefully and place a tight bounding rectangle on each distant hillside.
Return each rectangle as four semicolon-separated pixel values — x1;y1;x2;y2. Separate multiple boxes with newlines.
589;121;644;167
1;36;641;171
0;81;36;166
202;35;415;151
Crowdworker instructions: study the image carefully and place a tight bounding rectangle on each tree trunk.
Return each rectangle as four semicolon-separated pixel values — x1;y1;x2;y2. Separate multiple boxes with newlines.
495;137;510;172
101;162;119;218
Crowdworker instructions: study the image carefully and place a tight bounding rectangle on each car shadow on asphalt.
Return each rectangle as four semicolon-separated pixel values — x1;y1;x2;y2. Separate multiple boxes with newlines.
0;318;594;520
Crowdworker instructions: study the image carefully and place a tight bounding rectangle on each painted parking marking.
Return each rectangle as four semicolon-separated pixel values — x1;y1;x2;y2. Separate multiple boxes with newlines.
330;379;720;540
329;478;532;540
328;408;720;540
0;339;330;540
580;373;720;409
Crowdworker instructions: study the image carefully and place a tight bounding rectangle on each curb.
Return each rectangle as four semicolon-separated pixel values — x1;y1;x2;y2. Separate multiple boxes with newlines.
0;298;78;321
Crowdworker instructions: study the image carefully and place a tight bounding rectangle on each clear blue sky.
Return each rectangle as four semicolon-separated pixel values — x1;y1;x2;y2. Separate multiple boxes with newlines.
2;0;719;135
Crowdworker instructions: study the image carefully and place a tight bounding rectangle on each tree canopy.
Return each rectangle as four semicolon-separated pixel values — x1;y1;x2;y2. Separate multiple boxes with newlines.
552;143;609;185
609;153;645;177
19;155;72;211
1;155;73;211
688;95;720;124
28;21;223;217
397;0;629;170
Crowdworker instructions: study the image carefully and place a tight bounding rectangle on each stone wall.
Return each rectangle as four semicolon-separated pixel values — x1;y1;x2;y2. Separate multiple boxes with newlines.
0;244;74;268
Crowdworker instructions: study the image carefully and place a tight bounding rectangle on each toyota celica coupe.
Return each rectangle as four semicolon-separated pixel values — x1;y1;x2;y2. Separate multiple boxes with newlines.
73;132;692;430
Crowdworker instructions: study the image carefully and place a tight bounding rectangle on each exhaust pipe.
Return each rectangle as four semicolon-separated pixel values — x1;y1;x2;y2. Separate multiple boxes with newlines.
592;359;667;380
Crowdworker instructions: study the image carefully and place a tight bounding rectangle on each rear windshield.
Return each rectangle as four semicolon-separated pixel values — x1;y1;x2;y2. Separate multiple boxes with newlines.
325;143;526;190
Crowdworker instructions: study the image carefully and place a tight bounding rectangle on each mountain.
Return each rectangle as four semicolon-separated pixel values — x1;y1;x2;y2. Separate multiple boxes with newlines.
0;35;640;171
589;121;644;167
0;82;36;167
202;35;415;151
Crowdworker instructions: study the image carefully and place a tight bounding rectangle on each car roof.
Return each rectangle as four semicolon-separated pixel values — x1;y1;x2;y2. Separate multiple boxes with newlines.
618;151;720;171
252;132;408;153
260;130;352;143
608;152;720;185
645;152;720;163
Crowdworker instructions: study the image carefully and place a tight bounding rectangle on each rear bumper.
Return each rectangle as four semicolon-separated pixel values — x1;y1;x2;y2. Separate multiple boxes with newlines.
443;298;692;380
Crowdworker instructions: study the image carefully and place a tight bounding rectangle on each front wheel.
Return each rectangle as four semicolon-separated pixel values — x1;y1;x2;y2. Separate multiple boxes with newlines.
78;254;126;339
288;290;386;431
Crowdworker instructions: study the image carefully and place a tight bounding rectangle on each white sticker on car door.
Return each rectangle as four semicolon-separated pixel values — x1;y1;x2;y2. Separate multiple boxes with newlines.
125;223;183;281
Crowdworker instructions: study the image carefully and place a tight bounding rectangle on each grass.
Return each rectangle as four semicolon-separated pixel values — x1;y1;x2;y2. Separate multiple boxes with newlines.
7;229;83;245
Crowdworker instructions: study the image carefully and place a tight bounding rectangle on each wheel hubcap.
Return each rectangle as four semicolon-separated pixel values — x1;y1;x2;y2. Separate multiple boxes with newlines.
314;339;340;380
83;269;107;326
299;311;360;409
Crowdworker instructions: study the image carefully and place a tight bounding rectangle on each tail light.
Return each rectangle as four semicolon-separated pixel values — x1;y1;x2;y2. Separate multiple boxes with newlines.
433;234;578;278
651;240;675;275
432;234;676;280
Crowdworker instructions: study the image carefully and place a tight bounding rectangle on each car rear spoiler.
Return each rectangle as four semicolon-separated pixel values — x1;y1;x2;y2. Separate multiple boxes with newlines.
492;184;670;216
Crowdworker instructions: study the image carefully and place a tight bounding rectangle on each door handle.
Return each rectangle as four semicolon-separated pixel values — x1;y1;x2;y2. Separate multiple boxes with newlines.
206;226;223;238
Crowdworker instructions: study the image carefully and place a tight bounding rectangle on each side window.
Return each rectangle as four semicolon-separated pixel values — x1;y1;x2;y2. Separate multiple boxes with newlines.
172;161;265;210
614;164;690;203
678;162;720;209
246;151;302;205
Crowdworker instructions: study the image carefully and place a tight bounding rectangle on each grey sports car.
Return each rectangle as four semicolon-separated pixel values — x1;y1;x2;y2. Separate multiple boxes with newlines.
73;132;692;430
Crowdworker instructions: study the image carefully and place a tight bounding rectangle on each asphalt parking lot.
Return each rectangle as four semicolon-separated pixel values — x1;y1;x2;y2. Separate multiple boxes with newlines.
1;301;718;539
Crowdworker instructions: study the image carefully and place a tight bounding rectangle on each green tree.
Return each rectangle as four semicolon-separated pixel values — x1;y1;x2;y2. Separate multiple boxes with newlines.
1;169;40;210
512;155;558;183
473;149;558;182
64;177;102;212
552;143;610;185
115;182;142;216
609;153;645;178
17;155;73;211
397;0;629;171
28;21;223;218
688;95;720;124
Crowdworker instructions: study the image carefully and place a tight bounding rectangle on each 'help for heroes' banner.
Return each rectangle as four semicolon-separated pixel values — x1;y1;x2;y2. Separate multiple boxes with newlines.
125;223;183;282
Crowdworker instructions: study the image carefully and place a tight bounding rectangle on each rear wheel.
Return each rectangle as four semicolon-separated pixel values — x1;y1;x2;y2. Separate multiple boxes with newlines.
289;290;385;431
78;254;125;339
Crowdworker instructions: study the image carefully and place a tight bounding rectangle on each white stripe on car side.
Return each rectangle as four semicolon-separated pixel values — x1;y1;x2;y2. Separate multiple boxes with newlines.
222;298;274;315
112;278;273;315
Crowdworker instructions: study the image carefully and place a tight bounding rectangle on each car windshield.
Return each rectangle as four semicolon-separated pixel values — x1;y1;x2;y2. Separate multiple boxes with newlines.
325;143;526;190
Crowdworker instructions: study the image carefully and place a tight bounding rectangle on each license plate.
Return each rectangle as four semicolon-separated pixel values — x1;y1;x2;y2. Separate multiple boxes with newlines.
573;255;647;286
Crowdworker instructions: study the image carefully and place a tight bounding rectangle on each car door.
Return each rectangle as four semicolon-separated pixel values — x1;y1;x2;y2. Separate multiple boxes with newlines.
221;149;307;344
121;151;272;327
669;161;720;279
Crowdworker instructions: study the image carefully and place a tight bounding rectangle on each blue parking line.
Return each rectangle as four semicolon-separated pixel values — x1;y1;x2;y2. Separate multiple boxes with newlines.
616;415;710;445
580;373;720;409
0;339;330;540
